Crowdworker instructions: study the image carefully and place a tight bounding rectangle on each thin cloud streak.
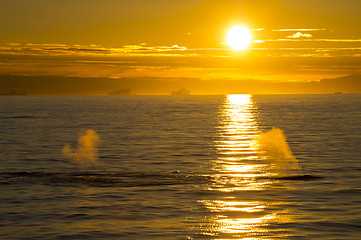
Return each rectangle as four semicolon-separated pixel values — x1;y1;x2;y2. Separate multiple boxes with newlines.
1;42;361;61
0;43;188;57
287;32;312;39
2;38;361;57
264;39;361;42
1;40;360;81
272;29;327;32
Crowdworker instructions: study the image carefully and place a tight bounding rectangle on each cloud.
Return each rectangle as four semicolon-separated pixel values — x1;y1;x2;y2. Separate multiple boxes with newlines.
0;43;111;56
120;44;188;55
0;43;188;57
265;38;361;42
122;43;187;52
1;41;361;81
272;29;326;32
287;32;312;39
313;39;361;42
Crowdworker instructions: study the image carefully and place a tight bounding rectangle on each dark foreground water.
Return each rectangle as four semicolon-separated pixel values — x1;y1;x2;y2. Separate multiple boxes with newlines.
1;94;361;239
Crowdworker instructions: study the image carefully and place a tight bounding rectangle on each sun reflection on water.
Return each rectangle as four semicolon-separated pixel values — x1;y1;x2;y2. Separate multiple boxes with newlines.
213;94;264;187
201;94;290;238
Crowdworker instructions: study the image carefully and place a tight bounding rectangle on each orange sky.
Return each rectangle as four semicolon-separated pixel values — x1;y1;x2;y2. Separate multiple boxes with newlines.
1;0;361;86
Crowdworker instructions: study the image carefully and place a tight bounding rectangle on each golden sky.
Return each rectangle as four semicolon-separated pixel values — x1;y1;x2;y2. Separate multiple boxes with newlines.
1;0;360;87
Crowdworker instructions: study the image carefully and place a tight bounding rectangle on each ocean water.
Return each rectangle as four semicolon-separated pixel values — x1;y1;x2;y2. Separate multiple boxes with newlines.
0;94;361;239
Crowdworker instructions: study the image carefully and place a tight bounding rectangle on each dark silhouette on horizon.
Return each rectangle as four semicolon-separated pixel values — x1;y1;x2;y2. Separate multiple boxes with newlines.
0;74;360;95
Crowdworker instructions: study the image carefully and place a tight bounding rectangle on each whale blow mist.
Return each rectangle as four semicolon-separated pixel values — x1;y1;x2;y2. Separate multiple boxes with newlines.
62;129;100;167
253;128;300;177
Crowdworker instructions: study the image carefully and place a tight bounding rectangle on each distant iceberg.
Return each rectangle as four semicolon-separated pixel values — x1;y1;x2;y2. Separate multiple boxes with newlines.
171;88;191;96
1;90;28;96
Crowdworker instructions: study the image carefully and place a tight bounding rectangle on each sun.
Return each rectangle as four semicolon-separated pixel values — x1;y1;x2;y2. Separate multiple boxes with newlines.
226;26;252;50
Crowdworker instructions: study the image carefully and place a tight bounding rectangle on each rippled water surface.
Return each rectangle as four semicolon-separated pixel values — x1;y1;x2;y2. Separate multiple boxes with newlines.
1;94;361;239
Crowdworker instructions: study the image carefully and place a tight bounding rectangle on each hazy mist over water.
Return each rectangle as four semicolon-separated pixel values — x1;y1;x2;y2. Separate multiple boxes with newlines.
1;94;361;239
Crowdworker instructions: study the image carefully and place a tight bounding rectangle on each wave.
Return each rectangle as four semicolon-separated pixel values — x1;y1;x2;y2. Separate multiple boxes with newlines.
0;171;322;188
1;115;37;119
0;171;212;187
275;174;323;180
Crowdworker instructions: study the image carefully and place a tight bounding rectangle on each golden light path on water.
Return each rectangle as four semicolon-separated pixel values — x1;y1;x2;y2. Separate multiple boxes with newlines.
213;94;267;190
200;94;292;238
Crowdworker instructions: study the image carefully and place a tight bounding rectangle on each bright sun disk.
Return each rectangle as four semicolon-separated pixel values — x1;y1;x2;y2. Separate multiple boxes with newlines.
226;26;252;50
